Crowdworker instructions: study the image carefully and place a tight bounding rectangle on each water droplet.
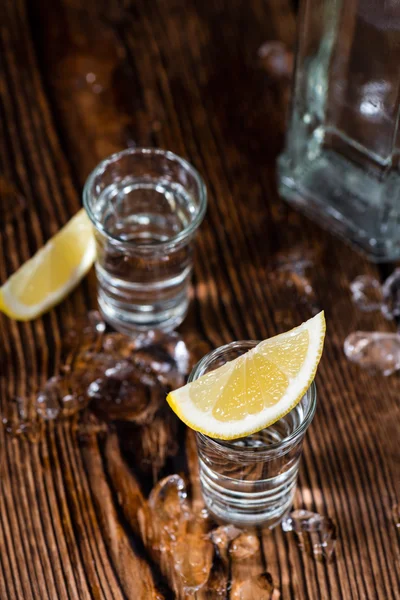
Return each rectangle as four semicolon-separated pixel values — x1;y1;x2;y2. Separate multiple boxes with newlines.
258;41;293;79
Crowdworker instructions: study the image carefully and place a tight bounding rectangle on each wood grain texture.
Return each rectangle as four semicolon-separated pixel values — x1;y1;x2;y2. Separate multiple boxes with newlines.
0;0;399;598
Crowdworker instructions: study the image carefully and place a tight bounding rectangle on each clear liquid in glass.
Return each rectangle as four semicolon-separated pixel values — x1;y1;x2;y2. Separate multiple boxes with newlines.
197;402;307;527
93;177;196;333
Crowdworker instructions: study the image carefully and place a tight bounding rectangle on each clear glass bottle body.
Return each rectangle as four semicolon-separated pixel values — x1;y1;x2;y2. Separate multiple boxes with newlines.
279;0;400;262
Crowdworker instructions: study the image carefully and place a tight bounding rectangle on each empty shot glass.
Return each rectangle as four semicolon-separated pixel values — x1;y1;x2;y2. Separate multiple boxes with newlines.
83;148;207;334
190;342;317;528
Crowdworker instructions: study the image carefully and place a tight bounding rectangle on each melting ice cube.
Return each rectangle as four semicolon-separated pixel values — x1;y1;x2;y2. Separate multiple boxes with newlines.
174;533;214;593
282;509;337;562
382;268;400;320
344;331;400;376
350;275;383;312
210;525;242;563
230;572;279;599
147;474;191;547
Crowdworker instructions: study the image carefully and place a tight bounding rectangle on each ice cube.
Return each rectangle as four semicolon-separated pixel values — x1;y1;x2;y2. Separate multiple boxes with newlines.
231;572;279;600
62;311;106;377
273;249;316;304
350;275;383;312
274;249;313;275
35;377;62;420
210;525;242;563
61;391;85;417
87;361;163;422
382;268;400;320
282;509;337;562
344;331;400;376
349;269;400;321
101;333;138;358
139;474;214;596
132;344;186;388
101;330;190;389
35;372;90;420
174;533;214;592
64;310;105;352
229;532;260;560
64;328;190;416
2;395;43;441
147;475;190;548
204;565;228;599
132;331;190;388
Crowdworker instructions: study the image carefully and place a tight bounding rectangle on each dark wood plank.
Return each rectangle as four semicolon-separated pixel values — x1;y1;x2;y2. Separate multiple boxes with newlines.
0;0;399;598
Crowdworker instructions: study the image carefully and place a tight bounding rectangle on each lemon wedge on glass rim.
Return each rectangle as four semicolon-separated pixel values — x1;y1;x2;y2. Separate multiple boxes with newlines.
167;312;325;440
0;209;95;321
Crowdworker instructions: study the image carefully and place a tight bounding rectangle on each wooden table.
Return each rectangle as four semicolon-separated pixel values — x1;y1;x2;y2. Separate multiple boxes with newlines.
1;0;399;598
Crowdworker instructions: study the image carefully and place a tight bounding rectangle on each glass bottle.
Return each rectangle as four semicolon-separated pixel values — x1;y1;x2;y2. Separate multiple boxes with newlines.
278;0;400;262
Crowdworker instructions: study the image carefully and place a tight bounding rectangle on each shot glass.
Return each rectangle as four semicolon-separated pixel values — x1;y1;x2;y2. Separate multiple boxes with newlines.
83;148;207;334
190;342;317;528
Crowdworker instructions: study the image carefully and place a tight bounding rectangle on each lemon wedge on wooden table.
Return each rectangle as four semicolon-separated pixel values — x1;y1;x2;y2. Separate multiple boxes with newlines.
0;209;95;321
167;311;326;440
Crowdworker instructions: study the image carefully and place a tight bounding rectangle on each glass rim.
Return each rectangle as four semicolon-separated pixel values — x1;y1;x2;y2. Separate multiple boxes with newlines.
188;340;317;453
82;147;207;250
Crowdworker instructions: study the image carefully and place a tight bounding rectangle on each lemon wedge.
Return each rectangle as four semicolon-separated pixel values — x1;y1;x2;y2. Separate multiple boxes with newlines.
167;312;325;439
0;209;95;320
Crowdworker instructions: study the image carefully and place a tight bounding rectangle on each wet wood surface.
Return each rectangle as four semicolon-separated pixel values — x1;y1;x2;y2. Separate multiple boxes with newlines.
0;0;399;598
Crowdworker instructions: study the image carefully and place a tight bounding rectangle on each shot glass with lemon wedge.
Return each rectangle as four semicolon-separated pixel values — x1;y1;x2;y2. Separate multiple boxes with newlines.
167;312;325;527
